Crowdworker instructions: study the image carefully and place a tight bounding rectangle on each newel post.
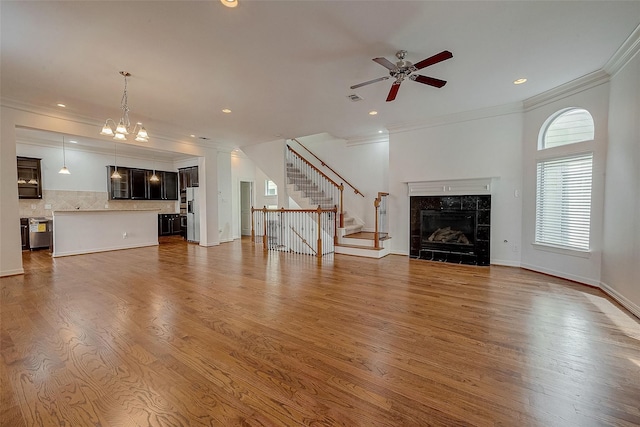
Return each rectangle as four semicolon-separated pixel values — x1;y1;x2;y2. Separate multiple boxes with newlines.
316;205;322;258
262;206;268;251
374;197;381;250
339;184;344;228
251;207;255;243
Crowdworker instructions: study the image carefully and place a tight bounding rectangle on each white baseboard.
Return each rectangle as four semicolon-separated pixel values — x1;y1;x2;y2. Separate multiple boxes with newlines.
0;268;25;277
600;281;640;319
52;242;158;258
200;241;220;247
490;259;521;267
520;262;601;287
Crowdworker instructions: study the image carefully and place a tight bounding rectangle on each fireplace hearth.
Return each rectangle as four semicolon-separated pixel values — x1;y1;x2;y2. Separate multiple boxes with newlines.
410;195;490;265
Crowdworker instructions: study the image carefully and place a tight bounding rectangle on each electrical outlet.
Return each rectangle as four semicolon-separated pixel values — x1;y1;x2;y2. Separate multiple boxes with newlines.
44;204;52;210
122;232;128;239
31;204;36;209
511;244;519;253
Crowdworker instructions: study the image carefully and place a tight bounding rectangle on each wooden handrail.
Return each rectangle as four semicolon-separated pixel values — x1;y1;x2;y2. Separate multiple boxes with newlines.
287;146;340;189
291;138;365;197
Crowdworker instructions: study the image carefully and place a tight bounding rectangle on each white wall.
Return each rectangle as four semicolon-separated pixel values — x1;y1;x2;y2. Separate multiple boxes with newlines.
601;53;640;316
217;151;233;243
240;138;287;208
389;111;524;266
521;82;609;286
292;134;389;228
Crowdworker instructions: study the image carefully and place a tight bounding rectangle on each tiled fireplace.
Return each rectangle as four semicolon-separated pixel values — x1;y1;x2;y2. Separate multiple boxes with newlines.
408;179;492;266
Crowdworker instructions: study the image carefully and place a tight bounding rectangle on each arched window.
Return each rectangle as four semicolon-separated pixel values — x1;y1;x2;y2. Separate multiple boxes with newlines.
540;108;594;149
535;108;594;251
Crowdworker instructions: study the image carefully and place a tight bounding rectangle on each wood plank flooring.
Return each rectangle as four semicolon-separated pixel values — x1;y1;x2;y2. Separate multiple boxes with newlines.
2;236;639;426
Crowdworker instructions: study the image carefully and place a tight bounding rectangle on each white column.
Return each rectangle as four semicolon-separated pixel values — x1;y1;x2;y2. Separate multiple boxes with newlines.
198;148;219;246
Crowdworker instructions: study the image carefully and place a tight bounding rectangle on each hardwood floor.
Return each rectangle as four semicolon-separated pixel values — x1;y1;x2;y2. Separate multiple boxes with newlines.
2;237;639;426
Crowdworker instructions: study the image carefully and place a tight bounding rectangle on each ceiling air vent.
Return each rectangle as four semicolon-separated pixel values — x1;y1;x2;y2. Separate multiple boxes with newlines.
347;93;363;102
198;136;210;140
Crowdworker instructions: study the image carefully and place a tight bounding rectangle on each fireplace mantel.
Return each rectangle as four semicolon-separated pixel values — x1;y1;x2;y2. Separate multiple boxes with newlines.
407;178;496;197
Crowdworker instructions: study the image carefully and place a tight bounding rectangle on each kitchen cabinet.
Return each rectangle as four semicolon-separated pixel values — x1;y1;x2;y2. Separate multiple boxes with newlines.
130;168;148;199
17;157;42;199
107;166;177;201
158;213;181;236
107;166;130;199
179;166;198;191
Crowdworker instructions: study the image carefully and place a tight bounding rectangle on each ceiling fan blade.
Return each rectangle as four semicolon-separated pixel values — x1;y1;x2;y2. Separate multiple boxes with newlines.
350;76;389;90
413;50;453;70
410;74;447;88
386;82;401;102
373;57;396;70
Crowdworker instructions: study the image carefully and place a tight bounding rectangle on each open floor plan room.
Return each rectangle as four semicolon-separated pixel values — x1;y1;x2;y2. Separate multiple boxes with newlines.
2;238;639;426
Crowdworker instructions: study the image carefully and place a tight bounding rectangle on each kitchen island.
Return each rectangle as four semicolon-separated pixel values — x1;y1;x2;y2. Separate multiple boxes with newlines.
52;209;158;257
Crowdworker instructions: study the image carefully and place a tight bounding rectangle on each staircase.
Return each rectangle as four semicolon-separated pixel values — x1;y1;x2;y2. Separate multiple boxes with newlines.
286;161;391;258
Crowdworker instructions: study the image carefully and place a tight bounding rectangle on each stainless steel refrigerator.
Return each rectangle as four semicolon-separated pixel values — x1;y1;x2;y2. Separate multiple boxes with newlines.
186;187;200;243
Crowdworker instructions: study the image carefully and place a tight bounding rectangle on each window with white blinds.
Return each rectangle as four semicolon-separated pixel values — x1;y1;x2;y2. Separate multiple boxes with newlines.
535;153;593;250
542;108;594;149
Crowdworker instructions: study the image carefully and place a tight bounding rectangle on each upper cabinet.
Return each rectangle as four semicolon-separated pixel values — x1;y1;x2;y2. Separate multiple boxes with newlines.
17;157;42;199
178;166;198;191
107;166;131;199
107;166;178;201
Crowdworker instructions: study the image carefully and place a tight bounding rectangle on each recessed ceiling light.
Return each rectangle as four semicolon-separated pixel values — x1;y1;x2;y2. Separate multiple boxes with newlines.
190;134;196;138
221;0;238;7
222;108;232;114
378;130;383;134
513;78;527;85
69;140;78;144
57;103;66;108
369;111;378;116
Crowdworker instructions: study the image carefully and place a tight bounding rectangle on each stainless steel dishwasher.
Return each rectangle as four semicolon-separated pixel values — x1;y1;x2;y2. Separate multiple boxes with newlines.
29;217;52;250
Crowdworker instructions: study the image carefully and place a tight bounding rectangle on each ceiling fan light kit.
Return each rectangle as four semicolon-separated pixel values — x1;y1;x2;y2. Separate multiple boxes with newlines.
351;49;453;102
100;71;149;142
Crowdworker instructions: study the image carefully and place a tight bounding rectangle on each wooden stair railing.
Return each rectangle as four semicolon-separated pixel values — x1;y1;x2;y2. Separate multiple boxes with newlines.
290;138;365;199
251;206;337;258
374;192;389;250
286;145;345;228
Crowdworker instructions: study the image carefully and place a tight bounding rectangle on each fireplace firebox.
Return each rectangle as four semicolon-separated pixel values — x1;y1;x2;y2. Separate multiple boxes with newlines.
410;195;490;265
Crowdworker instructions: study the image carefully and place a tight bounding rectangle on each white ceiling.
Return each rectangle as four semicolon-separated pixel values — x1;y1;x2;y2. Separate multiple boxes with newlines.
2;1;640;154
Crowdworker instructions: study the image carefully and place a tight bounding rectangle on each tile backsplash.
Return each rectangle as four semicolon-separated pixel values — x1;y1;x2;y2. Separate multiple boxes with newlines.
19;190;178;217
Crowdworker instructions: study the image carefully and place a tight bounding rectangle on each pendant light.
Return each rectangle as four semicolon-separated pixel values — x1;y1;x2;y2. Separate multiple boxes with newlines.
59;135;71;174
111;143;122;179
150;155;159;182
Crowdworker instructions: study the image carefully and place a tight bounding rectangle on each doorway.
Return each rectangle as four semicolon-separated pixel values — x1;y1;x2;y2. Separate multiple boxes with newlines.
240;181;253;236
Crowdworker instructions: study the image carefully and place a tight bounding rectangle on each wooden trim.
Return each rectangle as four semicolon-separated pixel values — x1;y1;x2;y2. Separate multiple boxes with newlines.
291;138;365;197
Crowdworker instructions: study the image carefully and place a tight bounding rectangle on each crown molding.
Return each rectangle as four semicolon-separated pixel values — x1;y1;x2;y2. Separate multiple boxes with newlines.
345;133;389;146
604;22;640;78
386;102;523;135
522;70;610;112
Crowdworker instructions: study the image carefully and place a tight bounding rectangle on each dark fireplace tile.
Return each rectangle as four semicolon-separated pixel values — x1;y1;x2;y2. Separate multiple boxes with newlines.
442;196;461;209
478;196;491;210
462;196;477;210
478;210;490;225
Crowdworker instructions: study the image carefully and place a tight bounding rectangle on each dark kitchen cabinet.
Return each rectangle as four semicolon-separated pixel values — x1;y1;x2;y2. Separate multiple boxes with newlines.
107;166;177;201
158;213;181;236
107;166;130;199
162;172;178;200
130;168;148;199
148;171;178;201
148;171;162;200
179;166;198;191
17;157;42;199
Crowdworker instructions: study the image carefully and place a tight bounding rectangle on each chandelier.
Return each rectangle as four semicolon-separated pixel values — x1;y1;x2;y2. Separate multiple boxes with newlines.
100;71;149;142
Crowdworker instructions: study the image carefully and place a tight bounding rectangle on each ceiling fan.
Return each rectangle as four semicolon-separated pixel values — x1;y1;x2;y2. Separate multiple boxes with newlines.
350;49;453;102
